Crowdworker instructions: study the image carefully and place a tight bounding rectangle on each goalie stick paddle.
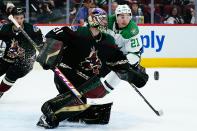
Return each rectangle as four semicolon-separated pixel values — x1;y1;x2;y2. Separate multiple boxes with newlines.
130;83;163;116
8;14;85;104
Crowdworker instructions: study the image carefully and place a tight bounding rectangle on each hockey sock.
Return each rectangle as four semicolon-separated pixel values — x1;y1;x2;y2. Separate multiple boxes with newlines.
0;77;15;92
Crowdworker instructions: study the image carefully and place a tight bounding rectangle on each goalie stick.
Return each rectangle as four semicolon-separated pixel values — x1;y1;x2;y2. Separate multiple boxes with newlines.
130;83;163;116
53;67;84;104
8;15;85;104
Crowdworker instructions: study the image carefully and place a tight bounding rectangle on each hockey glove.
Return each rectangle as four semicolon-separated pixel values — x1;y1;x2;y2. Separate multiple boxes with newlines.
128;66;149;88
117;67;149;88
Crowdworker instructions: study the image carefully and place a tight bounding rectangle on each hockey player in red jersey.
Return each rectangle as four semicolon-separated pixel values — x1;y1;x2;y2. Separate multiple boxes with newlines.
0;7;44;98
36;8;148;129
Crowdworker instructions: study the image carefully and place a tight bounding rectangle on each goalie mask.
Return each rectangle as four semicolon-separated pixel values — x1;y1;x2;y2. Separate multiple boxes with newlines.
88;8;108;33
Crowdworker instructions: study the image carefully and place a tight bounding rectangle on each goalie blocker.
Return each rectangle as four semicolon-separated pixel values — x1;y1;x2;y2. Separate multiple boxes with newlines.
36;38;64;69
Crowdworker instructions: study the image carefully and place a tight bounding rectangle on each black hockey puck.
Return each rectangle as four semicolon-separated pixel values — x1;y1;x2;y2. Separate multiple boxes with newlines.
154;71;159;80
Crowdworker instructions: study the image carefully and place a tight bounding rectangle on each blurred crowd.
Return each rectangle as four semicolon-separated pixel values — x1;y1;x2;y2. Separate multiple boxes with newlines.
0;0;196;24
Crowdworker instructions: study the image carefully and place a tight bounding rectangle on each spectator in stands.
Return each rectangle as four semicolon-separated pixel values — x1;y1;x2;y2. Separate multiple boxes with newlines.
183;7;195;24
36;0;58;23
0;2;15;24
76;0;96;25
40;0;55;14
130;0;144;24
130;1;138;18
5;2;15;16
111;1;118;14
143;5;162;24
164;6;184;24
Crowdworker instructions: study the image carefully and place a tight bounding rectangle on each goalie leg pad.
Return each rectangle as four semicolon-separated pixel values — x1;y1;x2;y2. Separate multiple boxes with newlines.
67;103;113;124
40;92;88;127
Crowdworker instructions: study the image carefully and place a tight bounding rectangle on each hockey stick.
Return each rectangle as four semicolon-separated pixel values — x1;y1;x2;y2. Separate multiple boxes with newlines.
8;15;40;55
54;67;85;104
8;15;85;104
130;83;163;116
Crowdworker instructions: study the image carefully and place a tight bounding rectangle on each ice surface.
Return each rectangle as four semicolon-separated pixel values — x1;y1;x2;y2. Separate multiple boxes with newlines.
0;68;197;131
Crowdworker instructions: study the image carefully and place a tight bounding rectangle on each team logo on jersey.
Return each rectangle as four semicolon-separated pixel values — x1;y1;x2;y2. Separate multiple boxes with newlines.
131;28;137;34
80;47;102;75
7;38;25;58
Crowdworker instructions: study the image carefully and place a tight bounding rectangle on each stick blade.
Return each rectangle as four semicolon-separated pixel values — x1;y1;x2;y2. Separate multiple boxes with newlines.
156;110;164;116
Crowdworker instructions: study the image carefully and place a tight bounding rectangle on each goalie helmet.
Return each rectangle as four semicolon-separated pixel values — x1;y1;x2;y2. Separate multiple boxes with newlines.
88;8;107;32
115;4;132;18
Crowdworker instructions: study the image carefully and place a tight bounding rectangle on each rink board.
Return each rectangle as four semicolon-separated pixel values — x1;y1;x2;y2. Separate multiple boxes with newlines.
141;58;197;68
36;24;197;68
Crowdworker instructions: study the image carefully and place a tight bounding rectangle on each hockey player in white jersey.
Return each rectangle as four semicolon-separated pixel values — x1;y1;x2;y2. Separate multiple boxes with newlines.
104;4;147;89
